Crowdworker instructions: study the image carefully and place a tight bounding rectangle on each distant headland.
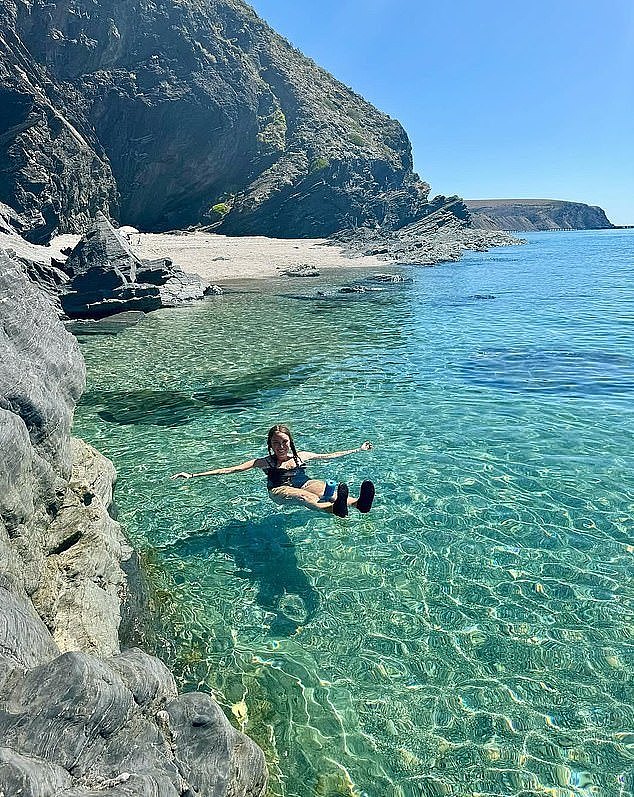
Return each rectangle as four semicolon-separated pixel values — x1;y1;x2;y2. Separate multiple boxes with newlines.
465;199;615;231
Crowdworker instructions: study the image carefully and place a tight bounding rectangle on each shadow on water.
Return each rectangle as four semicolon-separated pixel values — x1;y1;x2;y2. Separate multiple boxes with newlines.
162;514;320;637
81;362;316;426
460;348;634;396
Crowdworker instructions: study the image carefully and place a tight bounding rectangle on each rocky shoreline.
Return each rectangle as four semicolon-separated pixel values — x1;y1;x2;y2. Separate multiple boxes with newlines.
0;250;267;796
330;215;523;265
0;199;525;320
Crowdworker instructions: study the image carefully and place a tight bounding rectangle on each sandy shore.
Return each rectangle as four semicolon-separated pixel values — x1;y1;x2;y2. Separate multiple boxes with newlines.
36;230;390;283
134;231;390;281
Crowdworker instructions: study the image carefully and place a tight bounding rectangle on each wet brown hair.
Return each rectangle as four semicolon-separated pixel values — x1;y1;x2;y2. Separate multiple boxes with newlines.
267;424;300;466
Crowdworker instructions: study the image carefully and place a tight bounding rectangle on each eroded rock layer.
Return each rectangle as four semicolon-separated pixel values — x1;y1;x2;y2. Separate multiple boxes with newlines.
61;211;209;318
331;196;524;264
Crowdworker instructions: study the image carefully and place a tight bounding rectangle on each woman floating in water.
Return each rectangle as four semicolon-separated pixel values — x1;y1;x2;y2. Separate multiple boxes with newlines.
171;424;375;517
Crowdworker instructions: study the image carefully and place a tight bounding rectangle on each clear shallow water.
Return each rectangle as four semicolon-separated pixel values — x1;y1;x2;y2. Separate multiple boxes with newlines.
73;230;634;797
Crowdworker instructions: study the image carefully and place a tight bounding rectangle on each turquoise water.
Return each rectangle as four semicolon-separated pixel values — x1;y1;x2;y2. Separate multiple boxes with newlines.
73;230;634;797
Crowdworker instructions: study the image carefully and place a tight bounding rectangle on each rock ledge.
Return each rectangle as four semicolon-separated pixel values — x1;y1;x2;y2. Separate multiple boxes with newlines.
0;248;267;796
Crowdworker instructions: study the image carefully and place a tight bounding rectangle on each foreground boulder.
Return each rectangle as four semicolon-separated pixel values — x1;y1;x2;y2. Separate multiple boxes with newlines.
0;249;268;795
0;647;267;796
61;213;208;318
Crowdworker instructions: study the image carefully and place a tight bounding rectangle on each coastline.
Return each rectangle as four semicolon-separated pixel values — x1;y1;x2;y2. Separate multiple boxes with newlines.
49;230;393;283
1;224;523;299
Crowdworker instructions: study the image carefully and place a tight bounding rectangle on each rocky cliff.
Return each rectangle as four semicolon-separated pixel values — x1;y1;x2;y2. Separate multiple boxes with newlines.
61;211;212;318
0;248;267;796
465;199;614;231
331;194;524;263
0;0;441;242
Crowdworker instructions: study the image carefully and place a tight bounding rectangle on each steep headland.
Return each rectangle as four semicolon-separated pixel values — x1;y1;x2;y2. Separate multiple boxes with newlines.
465;199;614;231
0;0;443;242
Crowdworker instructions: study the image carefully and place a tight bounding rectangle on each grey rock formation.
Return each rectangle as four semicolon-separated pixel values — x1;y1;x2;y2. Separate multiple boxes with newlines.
61;212;208;318
0;647;265;796
465;199;614;231
0;251;85;549
0;5;118;244
281;264;320;277
0;200;30;237
31;438;132;656
0;746;73;796
0;249;268;794
332;196;524;264
166;693;268;797
0;0;447;240
0;203;71;309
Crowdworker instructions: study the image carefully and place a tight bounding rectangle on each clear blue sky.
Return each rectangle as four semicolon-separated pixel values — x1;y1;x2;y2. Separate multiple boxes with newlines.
249;0;634;225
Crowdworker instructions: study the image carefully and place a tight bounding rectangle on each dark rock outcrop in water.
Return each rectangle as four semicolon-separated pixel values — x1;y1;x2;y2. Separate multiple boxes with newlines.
61;212;208;318
465;199;614;231
0;249;268;795
0;0;439;241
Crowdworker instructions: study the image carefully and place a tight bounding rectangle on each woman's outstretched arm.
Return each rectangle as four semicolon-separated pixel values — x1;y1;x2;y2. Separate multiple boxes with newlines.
171;457;265;479
301;441;373;462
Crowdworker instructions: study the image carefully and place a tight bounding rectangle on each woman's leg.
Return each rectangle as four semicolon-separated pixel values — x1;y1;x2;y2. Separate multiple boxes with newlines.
301;479;327;498
269;485;334;513
302;479;357;506
269;481;374;516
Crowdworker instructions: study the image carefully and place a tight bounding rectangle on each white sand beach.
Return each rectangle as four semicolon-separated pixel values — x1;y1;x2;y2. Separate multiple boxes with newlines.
134;231;388;281
36;230;389;283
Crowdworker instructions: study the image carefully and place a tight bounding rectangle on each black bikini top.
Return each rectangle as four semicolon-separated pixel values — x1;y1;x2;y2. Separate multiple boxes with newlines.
264;455;307;488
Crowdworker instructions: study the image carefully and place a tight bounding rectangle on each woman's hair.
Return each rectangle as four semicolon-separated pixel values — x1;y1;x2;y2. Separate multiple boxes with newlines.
267;424;300;465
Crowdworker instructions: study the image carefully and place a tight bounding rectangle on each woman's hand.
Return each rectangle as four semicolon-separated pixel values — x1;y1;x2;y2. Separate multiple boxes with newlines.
171;472;193;479
359;441;373;451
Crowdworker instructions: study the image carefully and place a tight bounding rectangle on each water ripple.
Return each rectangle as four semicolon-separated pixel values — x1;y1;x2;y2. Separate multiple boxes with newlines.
73;232;634;797
460;347;634;396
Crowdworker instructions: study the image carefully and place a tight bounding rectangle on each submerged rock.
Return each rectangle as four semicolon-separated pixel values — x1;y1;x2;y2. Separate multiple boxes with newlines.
281;264;320;277
67;311;147;337
205;284;224;296
369;273;412;283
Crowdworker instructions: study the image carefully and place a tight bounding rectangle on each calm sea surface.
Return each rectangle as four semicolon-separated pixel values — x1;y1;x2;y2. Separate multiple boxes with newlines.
73;230;634;797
